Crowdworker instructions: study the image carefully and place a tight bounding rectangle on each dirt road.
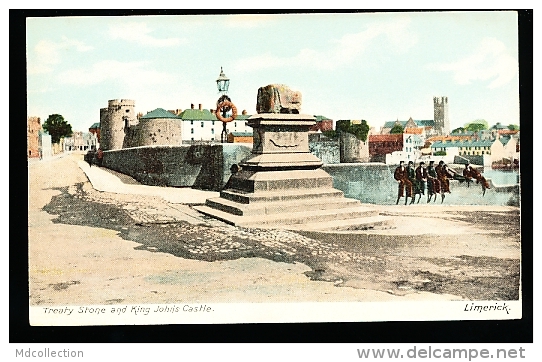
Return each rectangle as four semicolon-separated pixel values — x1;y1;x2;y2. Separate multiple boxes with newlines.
28;153;520;307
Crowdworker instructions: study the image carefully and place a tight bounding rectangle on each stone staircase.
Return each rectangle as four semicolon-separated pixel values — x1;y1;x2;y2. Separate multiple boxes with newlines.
194;188;394;231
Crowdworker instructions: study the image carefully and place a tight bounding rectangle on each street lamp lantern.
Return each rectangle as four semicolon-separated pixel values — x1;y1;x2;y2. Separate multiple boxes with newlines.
216;66;230;93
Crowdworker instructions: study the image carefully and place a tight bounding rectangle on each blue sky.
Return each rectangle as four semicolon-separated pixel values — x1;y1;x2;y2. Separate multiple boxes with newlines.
26;11;520;133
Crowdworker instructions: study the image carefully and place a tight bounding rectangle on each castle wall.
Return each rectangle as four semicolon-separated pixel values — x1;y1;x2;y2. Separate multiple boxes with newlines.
309;140;340;164
100;99;136;150
102;144;252;190
138;118;183;146
339;132;370;163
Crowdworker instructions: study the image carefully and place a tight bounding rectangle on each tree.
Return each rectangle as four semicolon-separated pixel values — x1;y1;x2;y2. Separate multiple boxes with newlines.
322;130;339;139
451;127;465;134
464;119;488;132
390;124;404;134
43;114;73;144
508;124;519;131
465;122;487;132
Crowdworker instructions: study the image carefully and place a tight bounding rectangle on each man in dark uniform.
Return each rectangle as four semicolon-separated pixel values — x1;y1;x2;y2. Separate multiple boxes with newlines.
84;147;96;167
406;161;418;204
394;161;413;205
463;163;490;196
435;160;451;194
436;160;458;202
426;160;440;202
415;161;427;199
96;148;104;167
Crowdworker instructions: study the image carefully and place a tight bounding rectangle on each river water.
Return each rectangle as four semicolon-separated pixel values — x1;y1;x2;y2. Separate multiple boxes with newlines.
482;168;520;186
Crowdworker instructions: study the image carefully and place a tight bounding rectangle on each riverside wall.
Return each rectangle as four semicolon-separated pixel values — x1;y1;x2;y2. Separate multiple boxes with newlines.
323;163;520;206
102;145;519;206
103;144;252;191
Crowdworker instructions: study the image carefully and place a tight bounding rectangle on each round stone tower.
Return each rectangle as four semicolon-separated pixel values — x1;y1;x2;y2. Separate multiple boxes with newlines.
100;99;136;150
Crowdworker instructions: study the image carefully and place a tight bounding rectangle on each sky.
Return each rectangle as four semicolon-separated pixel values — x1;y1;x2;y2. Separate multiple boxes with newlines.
26;11;521;133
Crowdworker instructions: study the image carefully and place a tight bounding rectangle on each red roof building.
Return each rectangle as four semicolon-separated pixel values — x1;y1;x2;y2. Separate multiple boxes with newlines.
309;116;333;132
368;134;403;156
89;122;101;143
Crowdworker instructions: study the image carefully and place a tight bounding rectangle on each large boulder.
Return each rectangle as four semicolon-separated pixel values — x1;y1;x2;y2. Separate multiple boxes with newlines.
256;84;302;114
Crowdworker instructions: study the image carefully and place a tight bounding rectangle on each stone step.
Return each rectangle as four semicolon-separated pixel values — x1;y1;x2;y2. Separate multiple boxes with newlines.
220;188;345;204
194;204;380;229
285;215;395;232
205;195;361;217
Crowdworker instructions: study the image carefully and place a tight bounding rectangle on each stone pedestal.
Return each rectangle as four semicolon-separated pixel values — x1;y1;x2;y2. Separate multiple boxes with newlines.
194;114;392;231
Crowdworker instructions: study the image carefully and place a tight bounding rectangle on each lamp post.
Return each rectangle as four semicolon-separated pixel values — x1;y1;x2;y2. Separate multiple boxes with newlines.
216;66;230;94
215;67;237;143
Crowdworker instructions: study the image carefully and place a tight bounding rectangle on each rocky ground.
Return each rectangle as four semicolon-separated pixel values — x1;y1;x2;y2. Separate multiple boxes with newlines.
29;153;521;306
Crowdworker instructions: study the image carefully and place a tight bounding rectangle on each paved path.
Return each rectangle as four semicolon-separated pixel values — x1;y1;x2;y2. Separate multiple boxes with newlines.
79;160;219;205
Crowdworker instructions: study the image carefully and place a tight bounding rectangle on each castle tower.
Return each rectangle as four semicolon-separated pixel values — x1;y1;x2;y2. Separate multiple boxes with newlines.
100;99;136;150
433;96;450;136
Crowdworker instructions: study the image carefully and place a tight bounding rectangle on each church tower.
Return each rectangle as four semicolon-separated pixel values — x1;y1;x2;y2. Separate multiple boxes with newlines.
433;96;450;135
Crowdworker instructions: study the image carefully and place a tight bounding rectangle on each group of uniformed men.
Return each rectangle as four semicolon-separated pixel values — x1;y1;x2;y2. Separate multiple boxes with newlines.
394;160;490;205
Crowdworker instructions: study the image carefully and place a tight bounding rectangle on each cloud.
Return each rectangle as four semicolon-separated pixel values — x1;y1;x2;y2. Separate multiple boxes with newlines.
108;22;186;47
233;17;417;72
57;60;174;87
28;37;93;75
428;37;518;89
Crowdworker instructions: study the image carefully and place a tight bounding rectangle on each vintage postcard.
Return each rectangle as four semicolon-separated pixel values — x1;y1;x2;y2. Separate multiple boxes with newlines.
27;11;523;327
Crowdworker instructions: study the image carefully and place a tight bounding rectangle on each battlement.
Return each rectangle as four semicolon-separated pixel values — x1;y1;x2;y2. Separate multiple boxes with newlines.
108;99;135;108
433;96;448;105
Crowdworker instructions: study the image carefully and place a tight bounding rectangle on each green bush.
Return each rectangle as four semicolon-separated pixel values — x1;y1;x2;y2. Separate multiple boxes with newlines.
336;120;370;142
322;130;339;139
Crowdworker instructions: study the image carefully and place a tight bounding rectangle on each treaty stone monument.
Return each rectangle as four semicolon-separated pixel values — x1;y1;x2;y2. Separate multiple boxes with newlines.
195;84;393;231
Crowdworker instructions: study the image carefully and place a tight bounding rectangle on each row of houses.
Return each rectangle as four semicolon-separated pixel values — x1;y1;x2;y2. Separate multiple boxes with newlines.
95;99;335;150
27;116;99;159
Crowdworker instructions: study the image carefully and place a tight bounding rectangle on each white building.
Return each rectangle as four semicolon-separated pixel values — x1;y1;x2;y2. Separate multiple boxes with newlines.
179;103;252;143
64;131;98;151
385;133;424;164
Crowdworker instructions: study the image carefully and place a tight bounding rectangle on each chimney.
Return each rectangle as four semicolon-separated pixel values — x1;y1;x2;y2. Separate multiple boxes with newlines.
199;104;202;110
191;103;194;109
242;109;247;115
210;109;215;114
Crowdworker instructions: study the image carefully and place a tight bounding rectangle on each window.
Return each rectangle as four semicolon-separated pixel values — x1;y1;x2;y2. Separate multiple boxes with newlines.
212;121;215;125
190;120;194;125
201;122;204;128
191;128;194;134
211;129;214;134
